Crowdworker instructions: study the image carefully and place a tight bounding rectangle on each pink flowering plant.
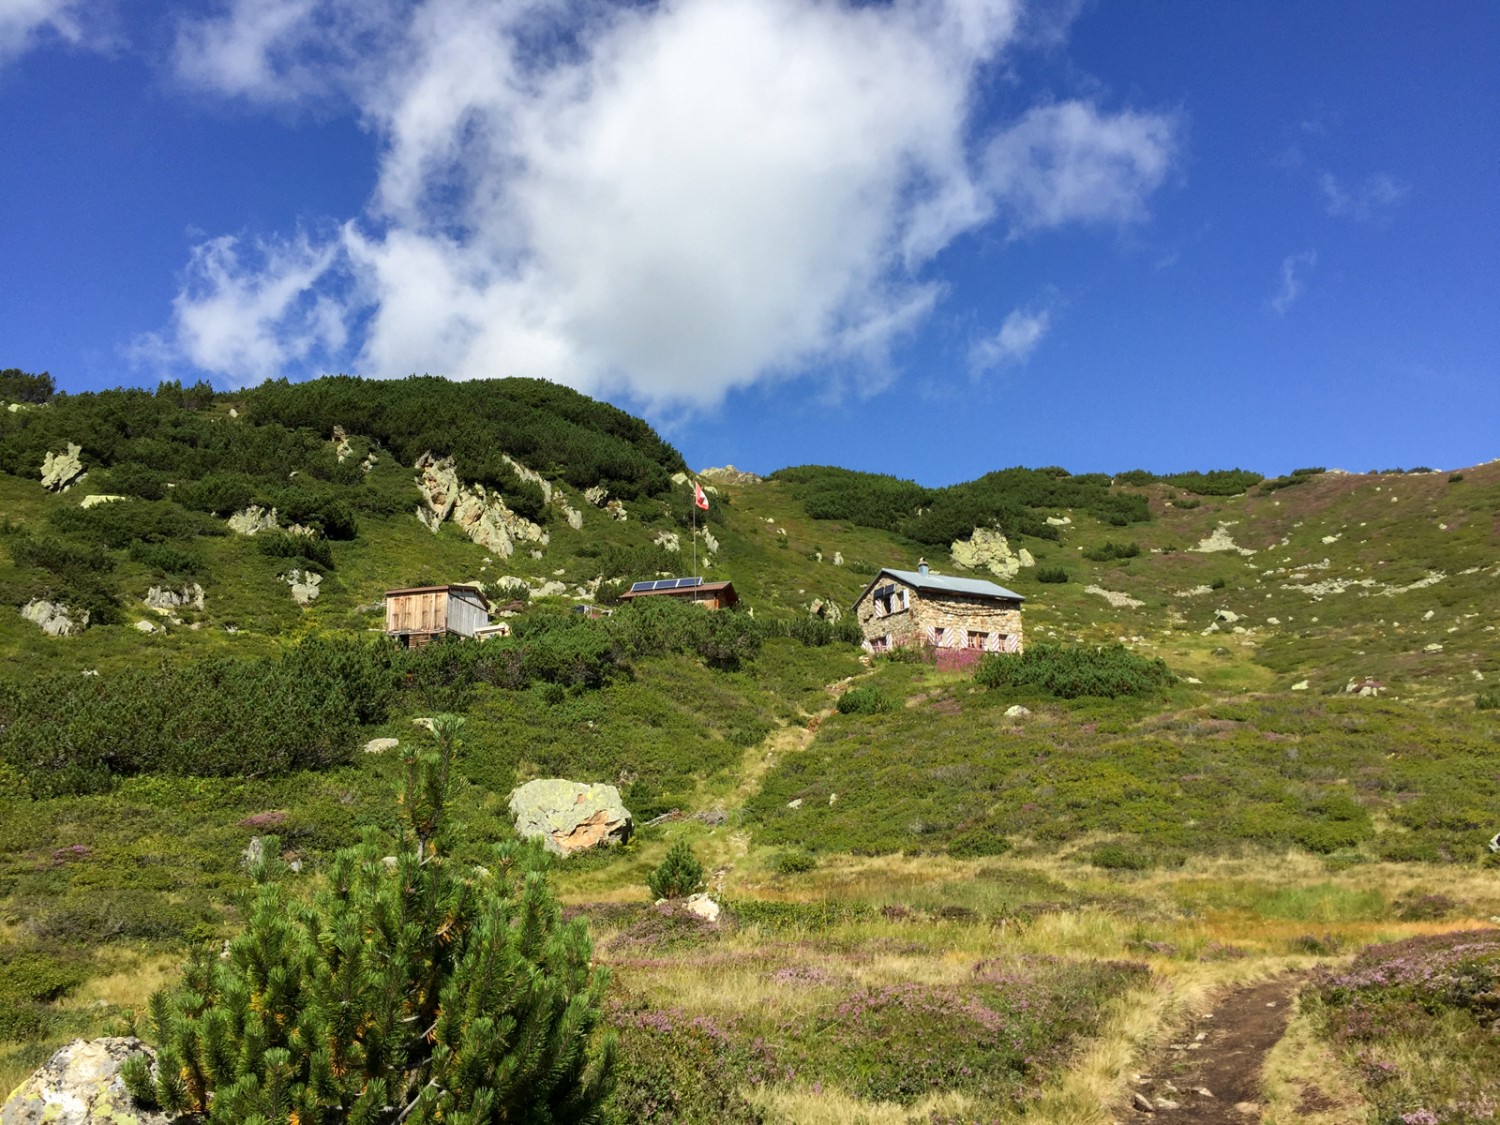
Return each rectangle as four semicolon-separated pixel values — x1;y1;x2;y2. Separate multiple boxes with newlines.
1306;929;1500;1124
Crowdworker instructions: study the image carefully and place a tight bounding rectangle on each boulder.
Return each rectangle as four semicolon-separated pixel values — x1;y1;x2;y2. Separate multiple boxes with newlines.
585;485;610;507
698;528;719;554
653;530;681;553
363;737;400;754
1;1037;172;1125
832;552;844;566
227;505;279;535
39;443;86;492
78;494;125;509
145;583;205;613
698;465;763;485
1004;705;1031;718
950;527;1032;580
133;620;159;635
20;599;86;637
683;893;721;923
508;780;633;856
604;499;628;522
282;569;322;606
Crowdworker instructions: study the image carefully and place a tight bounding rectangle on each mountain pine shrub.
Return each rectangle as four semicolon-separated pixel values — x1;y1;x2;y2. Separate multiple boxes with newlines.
836;686;894;714
1035;566;1069;584
647;841;704;901
122;716;614;1124
1081;540;1140;562
974;643;1175;699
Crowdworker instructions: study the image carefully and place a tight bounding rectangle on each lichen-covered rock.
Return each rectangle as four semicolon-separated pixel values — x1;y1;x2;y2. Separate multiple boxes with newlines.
416;452;549;557
950;527;1033;580
282;568;322;605
20;599;86;637
683;893;721;923
508;779;632;856
698;465;762;485
604;499;627;522
415;451;462;522
331;425;353;462
78;494;125;509
227;505;279;535
145;583;205;613
585;485;610;507
653;530;681;553
1;1037;172;1124
40;443;86;492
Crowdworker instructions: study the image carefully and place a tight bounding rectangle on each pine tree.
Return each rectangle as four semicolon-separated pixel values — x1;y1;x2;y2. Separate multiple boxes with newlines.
123;715;614;1124
646;840;704;901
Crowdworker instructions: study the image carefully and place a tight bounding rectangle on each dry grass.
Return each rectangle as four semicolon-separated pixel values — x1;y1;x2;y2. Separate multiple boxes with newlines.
747;1085;983;1124
1261;997;1367;1125
61;951;180;1013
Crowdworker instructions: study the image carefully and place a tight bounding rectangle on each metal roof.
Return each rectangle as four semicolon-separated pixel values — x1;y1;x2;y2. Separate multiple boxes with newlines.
869;568;1025;602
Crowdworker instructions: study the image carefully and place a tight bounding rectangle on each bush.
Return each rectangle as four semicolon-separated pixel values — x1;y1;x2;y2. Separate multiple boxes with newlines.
974;643;1175;699
946;830;1011;859
1082;540;1140;562
256;530;335;570
1475;686;1500;711
773;848;818;875
836;686;894;715
125;718;614;1124
0;368;54;403
1088;844;1151;870
648;840;705;900
1449;472;1464;483
1035;566;1069;584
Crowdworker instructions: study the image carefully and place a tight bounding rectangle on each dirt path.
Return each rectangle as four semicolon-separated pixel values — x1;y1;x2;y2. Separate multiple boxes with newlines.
1131;975;1303;1122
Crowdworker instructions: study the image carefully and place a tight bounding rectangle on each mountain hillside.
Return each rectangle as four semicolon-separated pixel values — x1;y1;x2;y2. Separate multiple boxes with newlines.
2;374;1499;1122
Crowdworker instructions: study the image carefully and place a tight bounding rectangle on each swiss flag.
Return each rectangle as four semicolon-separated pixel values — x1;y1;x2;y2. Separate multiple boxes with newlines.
693;481;710;511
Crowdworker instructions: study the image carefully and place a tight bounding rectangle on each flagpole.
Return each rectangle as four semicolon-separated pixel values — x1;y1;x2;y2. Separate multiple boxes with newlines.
691;480;698;575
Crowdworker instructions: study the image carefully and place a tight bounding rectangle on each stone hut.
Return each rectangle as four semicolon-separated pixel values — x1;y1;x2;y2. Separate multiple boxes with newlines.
852;562;1023;665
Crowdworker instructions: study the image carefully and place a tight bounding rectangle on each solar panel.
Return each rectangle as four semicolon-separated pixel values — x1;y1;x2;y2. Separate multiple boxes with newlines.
628;581;654;593
675;577;703;588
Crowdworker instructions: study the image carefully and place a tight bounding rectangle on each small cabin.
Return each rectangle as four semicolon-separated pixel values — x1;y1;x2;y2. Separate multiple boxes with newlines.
617;576;739;609
852;563;1023;667
384;585;490;648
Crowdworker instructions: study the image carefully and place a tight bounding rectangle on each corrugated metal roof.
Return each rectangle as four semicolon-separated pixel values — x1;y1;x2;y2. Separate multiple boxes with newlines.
877;568;1026;602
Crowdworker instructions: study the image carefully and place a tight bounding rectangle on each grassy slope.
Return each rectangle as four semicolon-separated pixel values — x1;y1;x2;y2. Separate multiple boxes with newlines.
3;418;1499;1118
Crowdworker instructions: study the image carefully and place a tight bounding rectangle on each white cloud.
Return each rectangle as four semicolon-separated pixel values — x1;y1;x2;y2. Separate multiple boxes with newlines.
971;304;1053;370
156;0;1180;408
1270;250;1316;315
984;101;1178;234
134;233;349;385
1319;171;1409;222
0;0;90;64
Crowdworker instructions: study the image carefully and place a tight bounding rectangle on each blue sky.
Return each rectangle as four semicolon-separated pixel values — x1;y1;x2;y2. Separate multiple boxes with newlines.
3;1;1496;486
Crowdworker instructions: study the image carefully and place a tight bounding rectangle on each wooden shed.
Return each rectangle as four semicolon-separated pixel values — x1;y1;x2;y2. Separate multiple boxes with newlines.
617;576;739;609
384;585;491;648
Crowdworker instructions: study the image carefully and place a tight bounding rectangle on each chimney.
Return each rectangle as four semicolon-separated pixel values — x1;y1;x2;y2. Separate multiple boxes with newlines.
917;558;929;575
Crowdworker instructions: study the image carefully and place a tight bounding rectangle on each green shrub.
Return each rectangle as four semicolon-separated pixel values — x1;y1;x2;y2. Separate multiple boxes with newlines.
0;368;54;403
128;541;203;577
256;530;335;570
836;686;894;715
1088;844;1151;870
1171;497;1201;509
946;830;1011;859
1035;566;1069;584
974;644;1175;699
1475;686;1500;711
648;840;704;900
1210;576;1227;590
125;718;613;1124
773;848;818;875
1161;469;1263;496
1449;472;1464;483
1082;540;1140;562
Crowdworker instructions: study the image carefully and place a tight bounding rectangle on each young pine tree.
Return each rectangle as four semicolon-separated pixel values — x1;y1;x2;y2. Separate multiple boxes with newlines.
646;840;704;901
123;715;614;1124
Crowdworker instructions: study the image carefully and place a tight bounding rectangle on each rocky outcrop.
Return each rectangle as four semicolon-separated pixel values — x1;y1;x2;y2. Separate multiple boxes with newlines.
415;453;549;559
282;569;322;606
508;779;633;856
78;494;125;509
1192;524;1257;556
227;505;279;535
698;528;719;555
1085;585;1145;609
40;443;86;491
950;527;1034;580
585;485;609;507
331;425;353;463
20;599;86;637
145;583;205;614
653;530;681;553
0;1037;172;1124
699;465;763;485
